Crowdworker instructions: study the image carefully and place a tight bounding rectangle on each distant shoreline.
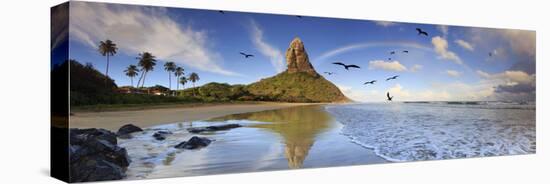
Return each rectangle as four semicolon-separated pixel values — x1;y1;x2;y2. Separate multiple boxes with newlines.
69;102;325;131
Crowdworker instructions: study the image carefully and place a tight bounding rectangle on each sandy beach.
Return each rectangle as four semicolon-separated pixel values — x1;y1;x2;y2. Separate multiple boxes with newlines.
70;102;316;131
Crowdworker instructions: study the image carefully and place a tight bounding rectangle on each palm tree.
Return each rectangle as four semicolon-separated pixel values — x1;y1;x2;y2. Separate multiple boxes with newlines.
124;65;139;88
136;52;156;88
174;66;185;92
98;40;118;84
179;76;188;96
189;72;200;96
164;61;176;95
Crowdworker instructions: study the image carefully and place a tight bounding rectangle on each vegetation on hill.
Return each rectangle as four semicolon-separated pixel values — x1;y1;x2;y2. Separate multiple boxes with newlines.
247;71;349;103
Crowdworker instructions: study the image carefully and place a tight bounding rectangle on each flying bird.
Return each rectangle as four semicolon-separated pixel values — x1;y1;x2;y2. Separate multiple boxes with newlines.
364;80;376;85
386;75;399;81
388;57;392;61
402;50;409;53
324;72;335;75
390;51;396;55
239;52;254;58
218;10;225;14
386;92;394;101
488;52;493;57
332;62;360;70
416;28;429;36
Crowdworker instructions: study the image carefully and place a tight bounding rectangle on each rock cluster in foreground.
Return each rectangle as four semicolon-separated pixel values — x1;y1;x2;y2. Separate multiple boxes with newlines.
69;128;130;182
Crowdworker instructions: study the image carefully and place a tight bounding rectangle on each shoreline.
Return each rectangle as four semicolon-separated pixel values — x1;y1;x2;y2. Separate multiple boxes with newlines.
69;102;323;131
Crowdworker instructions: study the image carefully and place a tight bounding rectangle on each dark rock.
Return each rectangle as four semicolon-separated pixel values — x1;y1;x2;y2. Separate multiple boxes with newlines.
174;136;212;149
153;131;172;141
116;124;143;137
69;128;130;182
187;124;242;133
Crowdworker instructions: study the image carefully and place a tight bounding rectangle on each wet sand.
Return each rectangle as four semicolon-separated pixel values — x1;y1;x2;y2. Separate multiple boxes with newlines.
118;105;388;179
69;102;315;131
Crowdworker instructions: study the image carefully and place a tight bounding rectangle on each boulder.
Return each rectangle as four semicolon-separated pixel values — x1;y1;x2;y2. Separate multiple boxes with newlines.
69;128;130;182
187;124;242;133
116;124;143;137
153;130;172;141
174;136;212;149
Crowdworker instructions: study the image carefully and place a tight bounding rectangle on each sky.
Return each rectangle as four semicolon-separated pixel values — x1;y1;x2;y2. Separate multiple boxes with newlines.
55;1;536;102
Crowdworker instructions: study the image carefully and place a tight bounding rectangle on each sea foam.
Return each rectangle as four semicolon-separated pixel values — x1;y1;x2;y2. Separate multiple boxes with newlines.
326;103;536;162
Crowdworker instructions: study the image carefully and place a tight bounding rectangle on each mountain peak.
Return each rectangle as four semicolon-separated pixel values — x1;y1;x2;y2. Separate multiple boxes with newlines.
286;37;317;76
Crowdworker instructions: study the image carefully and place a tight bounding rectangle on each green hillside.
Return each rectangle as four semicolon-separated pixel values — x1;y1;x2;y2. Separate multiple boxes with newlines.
247;71;349;103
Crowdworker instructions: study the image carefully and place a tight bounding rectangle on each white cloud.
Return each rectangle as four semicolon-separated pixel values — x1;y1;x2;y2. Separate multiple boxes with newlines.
431;36;463;64
375;21;397;27
368;60;407;71
478;70;535;85
476;70;491;78
69;2;239;76
337;85;381;102
410;64;423;72
250;20;285;73
445;70;461;77
454;39;474;51
437;25;449;36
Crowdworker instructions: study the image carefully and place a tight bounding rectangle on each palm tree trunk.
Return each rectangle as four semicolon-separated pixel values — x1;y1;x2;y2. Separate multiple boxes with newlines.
131;76;134;88
141;72;147;88
176;77;179;96
104;55;110;87
105;55;110;78
137;70;145;88
168;72;172;96
193;82;196;96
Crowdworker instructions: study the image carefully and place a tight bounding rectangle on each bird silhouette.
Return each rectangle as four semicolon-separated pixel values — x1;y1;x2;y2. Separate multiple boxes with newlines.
386;75;399;81
364;80;376;85
218;10;225;14
324;72;335;75
416;28;428;36
239;52;254;58
388;57;392;61
386;92;394;101
402;50;409;53
390;51;396;55
488;52;493;57
332;62;360;70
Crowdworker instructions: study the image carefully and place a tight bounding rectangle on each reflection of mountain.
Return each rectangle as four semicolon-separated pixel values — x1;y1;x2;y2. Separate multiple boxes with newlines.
211;105;333;168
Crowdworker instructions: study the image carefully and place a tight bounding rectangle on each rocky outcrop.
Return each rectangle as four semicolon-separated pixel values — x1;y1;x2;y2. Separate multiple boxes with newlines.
285;37;317;76
174;136;212;149
69;128;130;182
187;124;242;133
116;124;143;137
153;130;172;141
247;37;349;103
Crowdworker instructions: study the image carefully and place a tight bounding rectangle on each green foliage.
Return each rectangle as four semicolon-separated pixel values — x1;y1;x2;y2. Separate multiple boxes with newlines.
246;71;348;102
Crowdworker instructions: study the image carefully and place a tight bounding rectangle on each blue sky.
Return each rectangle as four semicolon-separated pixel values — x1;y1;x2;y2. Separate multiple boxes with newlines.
60;1;536;102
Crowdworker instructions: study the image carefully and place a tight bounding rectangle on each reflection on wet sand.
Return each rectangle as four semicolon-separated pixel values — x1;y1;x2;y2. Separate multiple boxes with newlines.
210;105;333;168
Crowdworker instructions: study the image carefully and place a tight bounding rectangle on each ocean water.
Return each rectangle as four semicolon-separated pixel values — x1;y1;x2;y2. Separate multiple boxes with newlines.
326;102;536;162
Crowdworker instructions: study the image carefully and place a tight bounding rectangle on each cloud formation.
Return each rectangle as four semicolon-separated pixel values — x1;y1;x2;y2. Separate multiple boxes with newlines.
410;64;423;72
69;2;239;76
437;25;449;37
375;21;397;27
476;69;536;101
369;60;407;71
250;20;285;73
454;39;474;51
431;36;463;64
445;70;461;77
